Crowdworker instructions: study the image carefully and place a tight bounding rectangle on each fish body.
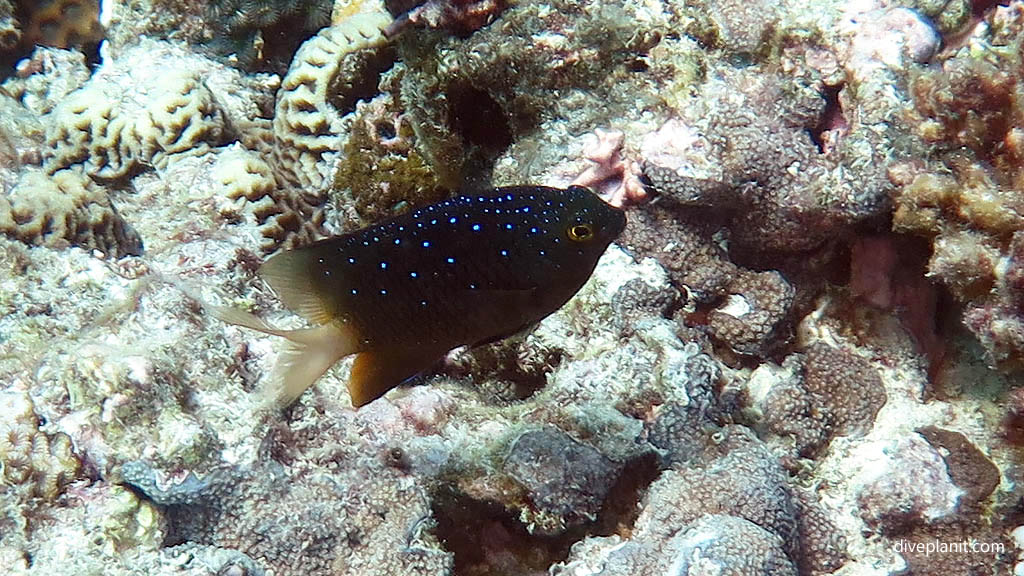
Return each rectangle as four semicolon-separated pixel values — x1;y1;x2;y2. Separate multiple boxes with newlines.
231;185;625;408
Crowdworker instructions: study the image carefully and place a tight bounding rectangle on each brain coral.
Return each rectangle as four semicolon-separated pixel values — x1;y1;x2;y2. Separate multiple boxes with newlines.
44;68;227;179
0;168;143;257
0;390;81;503
271;11;392;191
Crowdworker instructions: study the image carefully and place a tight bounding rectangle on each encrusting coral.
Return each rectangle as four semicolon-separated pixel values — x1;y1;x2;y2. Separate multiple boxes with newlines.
748;342;888;457
1;0;1022;574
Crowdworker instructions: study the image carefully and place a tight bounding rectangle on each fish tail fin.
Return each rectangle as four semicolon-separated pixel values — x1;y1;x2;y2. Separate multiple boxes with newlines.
207;304;292;337
209;305;357;408
261;322;358;409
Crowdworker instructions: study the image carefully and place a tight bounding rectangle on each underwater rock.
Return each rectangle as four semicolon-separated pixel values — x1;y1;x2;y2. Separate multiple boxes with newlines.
503;427;620;535
641;63;892;255
0;89;44;195
856;432;964;533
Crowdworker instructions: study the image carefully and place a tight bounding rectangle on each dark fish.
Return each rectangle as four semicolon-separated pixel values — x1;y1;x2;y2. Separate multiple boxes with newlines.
222;185;626;408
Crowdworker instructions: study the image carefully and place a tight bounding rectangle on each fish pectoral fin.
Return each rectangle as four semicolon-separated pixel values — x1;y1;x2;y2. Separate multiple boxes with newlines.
348;345;448;408
262;322;360;409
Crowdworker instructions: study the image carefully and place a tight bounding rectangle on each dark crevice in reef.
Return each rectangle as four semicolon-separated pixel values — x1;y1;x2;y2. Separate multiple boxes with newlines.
809;83;845;154
432;453;661;576
328;46;398;118
446;82;514;188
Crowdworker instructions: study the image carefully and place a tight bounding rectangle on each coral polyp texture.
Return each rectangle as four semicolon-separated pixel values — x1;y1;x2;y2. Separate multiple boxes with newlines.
2;0;1024;575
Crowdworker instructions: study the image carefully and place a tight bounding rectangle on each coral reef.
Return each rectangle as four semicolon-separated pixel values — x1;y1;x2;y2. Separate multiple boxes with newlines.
706;270;795;357
0;0;18;52
747;343;888;457
0;390;81;502
553;427;847;575
891;2;1024;370
43;44;229;179
0;168;142;257
267;9;392;244
1;0;1022;575
123;458;453;575
331;70;450;227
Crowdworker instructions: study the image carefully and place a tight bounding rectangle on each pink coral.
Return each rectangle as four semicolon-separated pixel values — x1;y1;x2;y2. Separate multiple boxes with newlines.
572;128;648;208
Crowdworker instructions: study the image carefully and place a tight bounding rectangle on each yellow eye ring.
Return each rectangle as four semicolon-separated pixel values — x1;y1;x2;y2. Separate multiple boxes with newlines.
567;223;594;242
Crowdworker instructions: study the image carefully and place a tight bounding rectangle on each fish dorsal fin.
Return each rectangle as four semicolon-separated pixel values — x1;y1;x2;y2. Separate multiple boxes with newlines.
258;248;335;325
347;345;449;408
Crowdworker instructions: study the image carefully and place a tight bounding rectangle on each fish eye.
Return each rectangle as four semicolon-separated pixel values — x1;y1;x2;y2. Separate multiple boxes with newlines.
567;223;595;242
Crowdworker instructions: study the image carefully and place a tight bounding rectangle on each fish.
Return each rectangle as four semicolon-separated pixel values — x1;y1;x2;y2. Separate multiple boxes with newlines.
220;185;626;408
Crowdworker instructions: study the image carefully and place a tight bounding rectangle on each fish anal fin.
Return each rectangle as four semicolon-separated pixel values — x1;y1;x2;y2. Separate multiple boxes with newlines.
348;345;448;408
258;248;337;325
263;321;360;409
